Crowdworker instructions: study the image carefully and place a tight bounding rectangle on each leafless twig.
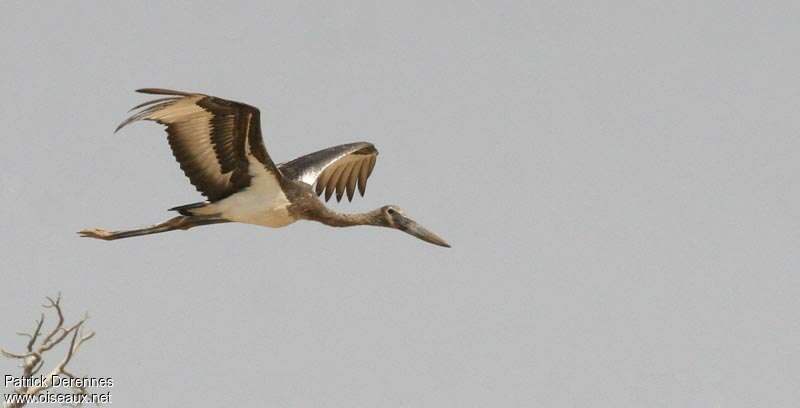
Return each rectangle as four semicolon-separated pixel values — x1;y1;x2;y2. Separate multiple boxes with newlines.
1;294;95;408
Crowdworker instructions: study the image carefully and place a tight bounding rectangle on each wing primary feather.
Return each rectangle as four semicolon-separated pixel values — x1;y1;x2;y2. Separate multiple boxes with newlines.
315;178;326;196
325;165;345;202
136;88;195;96
358;158;370;196
128;97;179;112
366;156;376;178
316;167;334;196
115;99;180;132
346;161;361;201
336;165;352;202
115;111;150;133
336;163;356;202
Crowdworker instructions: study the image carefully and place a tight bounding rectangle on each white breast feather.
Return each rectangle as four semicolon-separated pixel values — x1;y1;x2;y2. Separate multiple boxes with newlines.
199;157;295;228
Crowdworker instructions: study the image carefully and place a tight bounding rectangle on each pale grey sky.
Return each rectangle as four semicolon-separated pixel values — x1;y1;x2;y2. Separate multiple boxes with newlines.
1;1;799;406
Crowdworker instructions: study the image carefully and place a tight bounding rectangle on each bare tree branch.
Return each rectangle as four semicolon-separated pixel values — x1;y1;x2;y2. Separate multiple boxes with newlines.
0;349;29;360
41;294;64;347
1;295;95;408
24;315;44;353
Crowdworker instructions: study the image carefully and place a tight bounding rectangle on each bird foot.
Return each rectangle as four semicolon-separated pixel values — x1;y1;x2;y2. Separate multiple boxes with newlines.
78;228;114;240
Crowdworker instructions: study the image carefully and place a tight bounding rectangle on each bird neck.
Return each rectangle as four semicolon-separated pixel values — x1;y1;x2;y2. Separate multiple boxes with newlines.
311;207;384;228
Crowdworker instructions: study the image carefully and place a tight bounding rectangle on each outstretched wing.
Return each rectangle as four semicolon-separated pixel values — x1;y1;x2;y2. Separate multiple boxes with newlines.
279;142;378;202
116;88;281;201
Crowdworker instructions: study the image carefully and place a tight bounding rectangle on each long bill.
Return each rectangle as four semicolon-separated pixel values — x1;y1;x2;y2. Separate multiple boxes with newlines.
397;217;451;248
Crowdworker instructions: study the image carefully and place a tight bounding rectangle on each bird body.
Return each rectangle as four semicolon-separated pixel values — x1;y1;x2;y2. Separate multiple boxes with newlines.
189;160;294;228
80;88;449;247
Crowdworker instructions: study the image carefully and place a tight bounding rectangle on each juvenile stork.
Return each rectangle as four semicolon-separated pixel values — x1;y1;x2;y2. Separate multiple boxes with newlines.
79;88;450;247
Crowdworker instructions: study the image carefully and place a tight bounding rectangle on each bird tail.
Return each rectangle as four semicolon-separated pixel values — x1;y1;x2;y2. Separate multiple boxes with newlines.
168;201;209;216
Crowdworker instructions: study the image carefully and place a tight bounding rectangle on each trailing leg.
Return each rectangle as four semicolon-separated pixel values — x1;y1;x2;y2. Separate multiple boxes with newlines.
78;216;228;241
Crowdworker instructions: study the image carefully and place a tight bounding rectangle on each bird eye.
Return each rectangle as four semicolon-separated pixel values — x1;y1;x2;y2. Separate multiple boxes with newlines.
387;208;396;215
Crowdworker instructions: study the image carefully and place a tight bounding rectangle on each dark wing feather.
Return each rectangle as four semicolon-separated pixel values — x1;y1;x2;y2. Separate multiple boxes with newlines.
116;88;280;201
278;142;378;202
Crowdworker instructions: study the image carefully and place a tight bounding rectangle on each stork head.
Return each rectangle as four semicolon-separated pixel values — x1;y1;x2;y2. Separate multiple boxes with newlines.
378;205;451;248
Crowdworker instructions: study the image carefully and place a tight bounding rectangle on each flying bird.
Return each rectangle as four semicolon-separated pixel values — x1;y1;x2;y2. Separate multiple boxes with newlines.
79;88;450;247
